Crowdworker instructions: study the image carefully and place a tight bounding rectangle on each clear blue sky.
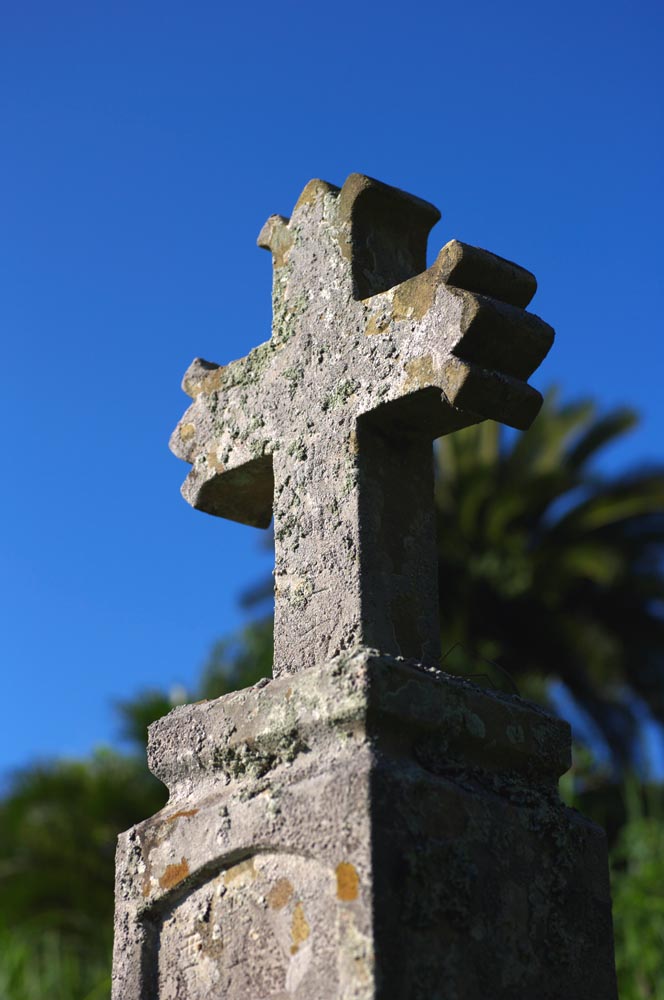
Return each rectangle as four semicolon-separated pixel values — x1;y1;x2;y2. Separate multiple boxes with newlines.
1;1;662;776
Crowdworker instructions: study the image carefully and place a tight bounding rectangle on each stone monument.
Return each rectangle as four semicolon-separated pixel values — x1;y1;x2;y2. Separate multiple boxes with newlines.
113;174;617;998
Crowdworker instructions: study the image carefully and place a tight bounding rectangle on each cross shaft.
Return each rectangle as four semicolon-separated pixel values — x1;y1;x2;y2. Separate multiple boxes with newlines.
170;174;553;676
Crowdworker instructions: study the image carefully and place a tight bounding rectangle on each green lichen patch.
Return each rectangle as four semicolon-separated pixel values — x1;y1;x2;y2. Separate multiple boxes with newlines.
212;728;308;784
322;378;359;412
211;341;276;392
289;578;313;609
272;289;308;347
287;438;307;461
282;364;304;399
249;437;272;460
275;513;298;544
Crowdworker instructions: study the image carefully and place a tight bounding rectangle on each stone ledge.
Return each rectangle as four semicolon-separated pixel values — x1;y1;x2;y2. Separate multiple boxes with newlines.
147;647;570;801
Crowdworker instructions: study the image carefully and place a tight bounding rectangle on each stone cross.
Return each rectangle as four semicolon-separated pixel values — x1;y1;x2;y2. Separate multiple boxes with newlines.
113;175;618;1000
170;173;553;675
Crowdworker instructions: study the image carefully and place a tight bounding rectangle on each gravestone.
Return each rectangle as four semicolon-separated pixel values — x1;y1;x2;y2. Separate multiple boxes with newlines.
113;174;617;999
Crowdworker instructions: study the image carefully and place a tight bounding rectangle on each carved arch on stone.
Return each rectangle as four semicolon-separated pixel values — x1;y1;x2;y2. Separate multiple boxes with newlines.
138;846;370;1000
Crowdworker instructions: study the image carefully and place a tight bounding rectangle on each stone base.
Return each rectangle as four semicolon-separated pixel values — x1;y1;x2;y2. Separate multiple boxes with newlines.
112;649;617;999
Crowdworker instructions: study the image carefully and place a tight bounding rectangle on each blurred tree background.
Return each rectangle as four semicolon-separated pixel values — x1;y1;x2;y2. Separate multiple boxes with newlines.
1;393;663;999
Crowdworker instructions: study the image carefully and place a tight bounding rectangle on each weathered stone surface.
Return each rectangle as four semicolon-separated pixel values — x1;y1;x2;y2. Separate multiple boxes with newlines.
169;174;554;677
113;174;617;998
113;652;617;999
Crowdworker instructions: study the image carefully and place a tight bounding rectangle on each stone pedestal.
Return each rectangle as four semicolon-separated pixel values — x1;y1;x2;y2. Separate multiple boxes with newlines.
113;650;617;999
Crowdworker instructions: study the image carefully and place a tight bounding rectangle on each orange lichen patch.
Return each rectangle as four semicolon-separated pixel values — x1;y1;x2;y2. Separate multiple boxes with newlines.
273;230;294;269
294;178;337;211
158;858;189;890
290;902;310;955
183;365;225;398
197;366;225;396
403;354;436;393
392;260;442;322
206;450;225;474
267;878;294;910
336;862;360;902
365;311;392;336
165;809;199;824
223;857;256;886
179;422;196;442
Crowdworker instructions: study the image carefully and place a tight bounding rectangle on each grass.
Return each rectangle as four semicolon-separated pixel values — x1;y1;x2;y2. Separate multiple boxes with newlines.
0;922;111;1000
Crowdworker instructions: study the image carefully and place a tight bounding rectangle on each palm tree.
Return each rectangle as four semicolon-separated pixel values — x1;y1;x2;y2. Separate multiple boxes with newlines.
435;389;664;770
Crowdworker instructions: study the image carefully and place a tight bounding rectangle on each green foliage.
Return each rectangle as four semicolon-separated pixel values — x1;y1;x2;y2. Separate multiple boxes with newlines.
0;749;160;1000
0;920;111;1000
0;618;272;1000
0;749;166;941
610;783;664;999
436;390;664;764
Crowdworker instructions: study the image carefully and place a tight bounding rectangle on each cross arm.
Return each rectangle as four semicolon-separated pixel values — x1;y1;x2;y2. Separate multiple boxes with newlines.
361;240;554;433
169;354;276;528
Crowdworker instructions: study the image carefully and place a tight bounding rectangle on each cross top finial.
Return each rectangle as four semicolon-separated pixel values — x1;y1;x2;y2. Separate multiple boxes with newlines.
258;174;441;303
170;174;553;676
